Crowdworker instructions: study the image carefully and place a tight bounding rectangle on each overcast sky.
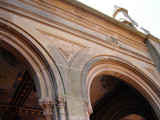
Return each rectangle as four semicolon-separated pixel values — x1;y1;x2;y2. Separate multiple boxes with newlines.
78;0;160;39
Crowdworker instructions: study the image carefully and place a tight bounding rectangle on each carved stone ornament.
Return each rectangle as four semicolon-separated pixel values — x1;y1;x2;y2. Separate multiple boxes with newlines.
83;101;93;115
43;33;84;61
56;97;66;109
39;98;54;117
106;35;119;45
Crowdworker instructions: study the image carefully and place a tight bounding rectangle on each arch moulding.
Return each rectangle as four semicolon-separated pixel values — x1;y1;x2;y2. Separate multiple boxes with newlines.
81;55;160;119
0;18;65;99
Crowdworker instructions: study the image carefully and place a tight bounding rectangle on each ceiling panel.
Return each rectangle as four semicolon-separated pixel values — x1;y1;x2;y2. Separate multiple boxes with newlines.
90;75;120;106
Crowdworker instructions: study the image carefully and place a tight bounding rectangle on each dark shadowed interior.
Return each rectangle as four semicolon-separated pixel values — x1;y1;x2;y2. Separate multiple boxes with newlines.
90;75;157;120
0;46;45;120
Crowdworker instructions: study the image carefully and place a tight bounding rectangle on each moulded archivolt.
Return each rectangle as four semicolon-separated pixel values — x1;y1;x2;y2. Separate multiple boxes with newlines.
145;67;158;80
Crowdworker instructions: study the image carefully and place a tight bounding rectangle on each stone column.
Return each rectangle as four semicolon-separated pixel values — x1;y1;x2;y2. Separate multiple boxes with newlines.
39;98;54;120
83;101;93;120
56;97;66;120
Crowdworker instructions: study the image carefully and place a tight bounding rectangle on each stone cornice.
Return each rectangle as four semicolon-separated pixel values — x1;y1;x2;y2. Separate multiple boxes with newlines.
148;34;160;43
0;0;147;47
1;0;159;44
63;0;160;43
0;1;155;66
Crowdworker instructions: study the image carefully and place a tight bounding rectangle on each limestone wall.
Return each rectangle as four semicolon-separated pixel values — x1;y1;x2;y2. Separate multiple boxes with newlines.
0;0;160;119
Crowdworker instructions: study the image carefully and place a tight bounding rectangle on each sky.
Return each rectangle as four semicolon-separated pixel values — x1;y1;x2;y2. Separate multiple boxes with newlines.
78;0;160;39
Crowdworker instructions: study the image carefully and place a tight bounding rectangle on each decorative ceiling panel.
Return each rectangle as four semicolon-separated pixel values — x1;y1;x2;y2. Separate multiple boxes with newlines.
0;46;43;119
0;46;26;104
90;75;120;106
0;47;24;89
17;112;45;120
23;88;42;110
0;109;6;119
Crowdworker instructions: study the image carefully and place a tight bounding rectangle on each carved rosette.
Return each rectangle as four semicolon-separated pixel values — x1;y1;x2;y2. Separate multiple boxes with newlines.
83;101;93;115
56;97;66;109
39;98;54;118
106;35;119;46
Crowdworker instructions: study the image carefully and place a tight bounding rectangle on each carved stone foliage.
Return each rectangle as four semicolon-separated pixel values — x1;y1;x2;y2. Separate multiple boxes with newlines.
106;35;119;46
55;97;66;109
51;38;82;60
83;101;93;115
39;31;86;62
39;98;54;117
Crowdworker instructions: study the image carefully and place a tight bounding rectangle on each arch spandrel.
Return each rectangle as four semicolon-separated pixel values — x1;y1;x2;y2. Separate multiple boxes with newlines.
81;55;160;119
0;19;65;99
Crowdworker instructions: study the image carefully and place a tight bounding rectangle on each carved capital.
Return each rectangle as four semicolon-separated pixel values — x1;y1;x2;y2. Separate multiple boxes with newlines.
39;98;54;117
56;97;66;109
83;101;93;115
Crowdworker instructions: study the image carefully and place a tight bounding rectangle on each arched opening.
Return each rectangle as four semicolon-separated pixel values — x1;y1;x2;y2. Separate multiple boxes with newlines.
0;19;65;99
0;20;65;119
90;75;156;120
0;46;46;119
82;56;160;120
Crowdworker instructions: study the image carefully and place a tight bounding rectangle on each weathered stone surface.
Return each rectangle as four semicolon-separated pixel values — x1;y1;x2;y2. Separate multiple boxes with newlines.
0;0;160;119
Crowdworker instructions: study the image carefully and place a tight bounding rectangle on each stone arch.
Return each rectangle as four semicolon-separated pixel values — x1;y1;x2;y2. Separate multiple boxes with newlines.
0;18;65;99
81;55;160;119
101;99;152;120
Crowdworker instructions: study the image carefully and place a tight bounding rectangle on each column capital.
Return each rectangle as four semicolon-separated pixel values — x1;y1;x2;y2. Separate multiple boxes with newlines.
83;100;93;115
39;97;54;118
55;96;66;109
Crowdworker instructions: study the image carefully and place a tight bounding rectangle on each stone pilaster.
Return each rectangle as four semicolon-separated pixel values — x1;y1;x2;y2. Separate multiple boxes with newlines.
56;97;66;120
39;98;54;120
